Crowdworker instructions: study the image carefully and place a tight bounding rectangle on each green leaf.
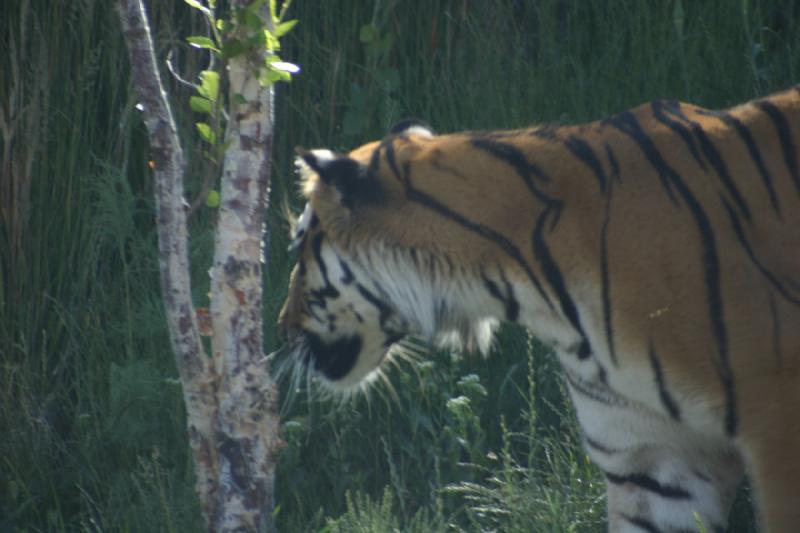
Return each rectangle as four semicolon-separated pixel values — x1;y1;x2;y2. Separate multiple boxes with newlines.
196;123;216;144
189;96;212;114
205;190;220;208
359;24;378;44
233;93;248;105
221;38;249;60
259;68;289;86
216;19;231;32
263;29;280;51
198;71;219;101
274;19;298;38
261;57;296;84
184;0;211;15
186;36;219;52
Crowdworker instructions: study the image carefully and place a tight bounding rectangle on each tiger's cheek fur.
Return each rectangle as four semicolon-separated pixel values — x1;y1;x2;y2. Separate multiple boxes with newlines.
279;232;413;390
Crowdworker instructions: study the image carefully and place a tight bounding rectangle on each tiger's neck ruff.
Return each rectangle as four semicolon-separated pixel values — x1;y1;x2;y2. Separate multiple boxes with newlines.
280;89;800;531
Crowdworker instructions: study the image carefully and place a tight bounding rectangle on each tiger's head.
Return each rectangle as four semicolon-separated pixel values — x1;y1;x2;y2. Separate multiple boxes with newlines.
278;120;506;391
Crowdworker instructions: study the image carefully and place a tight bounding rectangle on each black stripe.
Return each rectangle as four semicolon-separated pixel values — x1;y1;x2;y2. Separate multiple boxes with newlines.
663;105;752;221
607;111;679;205
576;340;591;360
620;514;661;533
597;361;609;385
769;293;782;369
609;111;738;436
563;135;607;191
648;341;681;420
401;163;555;310
719;195;800;306
600;180;617;366
605;144;621;182
755;99;800;194
584;435;619;455
651;100;707;170
355;282;392;328
563;371;627;406
308;233;340;311
564;372;614;405
482;269;520;322
350;305;364;324
311;233;336;292
531;123;560;141
470;137;558;206
338;256;354;284
692;468;712;483
381;137;402;182
532;208;590;359
606;471;692;500
368;143;382;175
701;109;782;216
408;246;419;267
622;515;697;533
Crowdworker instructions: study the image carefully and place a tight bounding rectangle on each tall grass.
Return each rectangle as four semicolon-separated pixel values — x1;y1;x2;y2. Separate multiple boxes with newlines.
1;0;798;531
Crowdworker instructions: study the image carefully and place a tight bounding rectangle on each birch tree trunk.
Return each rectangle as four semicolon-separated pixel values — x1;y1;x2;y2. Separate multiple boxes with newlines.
209;0;281;529
117;1;281;530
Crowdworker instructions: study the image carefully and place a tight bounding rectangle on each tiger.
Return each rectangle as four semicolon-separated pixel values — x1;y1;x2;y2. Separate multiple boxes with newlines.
278;86;800;532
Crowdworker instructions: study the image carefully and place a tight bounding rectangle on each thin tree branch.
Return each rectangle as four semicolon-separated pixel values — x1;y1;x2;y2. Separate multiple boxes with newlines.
166;48;201;91
116;0;221;527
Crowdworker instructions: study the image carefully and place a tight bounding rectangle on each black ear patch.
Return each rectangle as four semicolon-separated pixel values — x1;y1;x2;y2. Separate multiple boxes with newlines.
388;118;434;137
298;149;385;209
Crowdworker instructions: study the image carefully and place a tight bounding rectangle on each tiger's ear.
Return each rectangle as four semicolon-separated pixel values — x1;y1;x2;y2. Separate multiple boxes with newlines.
296;149;383;209
388;118;434;138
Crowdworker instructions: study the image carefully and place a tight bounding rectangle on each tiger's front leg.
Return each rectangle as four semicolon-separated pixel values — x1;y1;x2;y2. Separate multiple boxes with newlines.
563;367;744;532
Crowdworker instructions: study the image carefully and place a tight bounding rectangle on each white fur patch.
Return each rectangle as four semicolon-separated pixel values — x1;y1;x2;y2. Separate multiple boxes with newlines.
403;125;434;138
350;241;503;354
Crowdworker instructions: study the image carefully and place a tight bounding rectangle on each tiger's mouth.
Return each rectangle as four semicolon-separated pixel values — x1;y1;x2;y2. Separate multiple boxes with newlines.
298;328;407;386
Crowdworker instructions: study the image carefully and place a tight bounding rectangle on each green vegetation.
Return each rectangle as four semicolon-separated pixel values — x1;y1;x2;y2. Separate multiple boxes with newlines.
2;0;798;530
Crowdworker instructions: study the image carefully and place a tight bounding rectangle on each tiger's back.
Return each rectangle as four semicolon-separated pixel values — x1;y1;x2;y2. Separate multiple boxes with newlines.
279;87;800;531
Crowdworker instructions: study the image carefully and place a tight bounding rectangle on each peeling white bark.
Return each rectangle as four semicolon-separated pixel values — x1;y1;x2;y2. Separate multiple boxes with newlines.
209;3;282;528
117;1;280;531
